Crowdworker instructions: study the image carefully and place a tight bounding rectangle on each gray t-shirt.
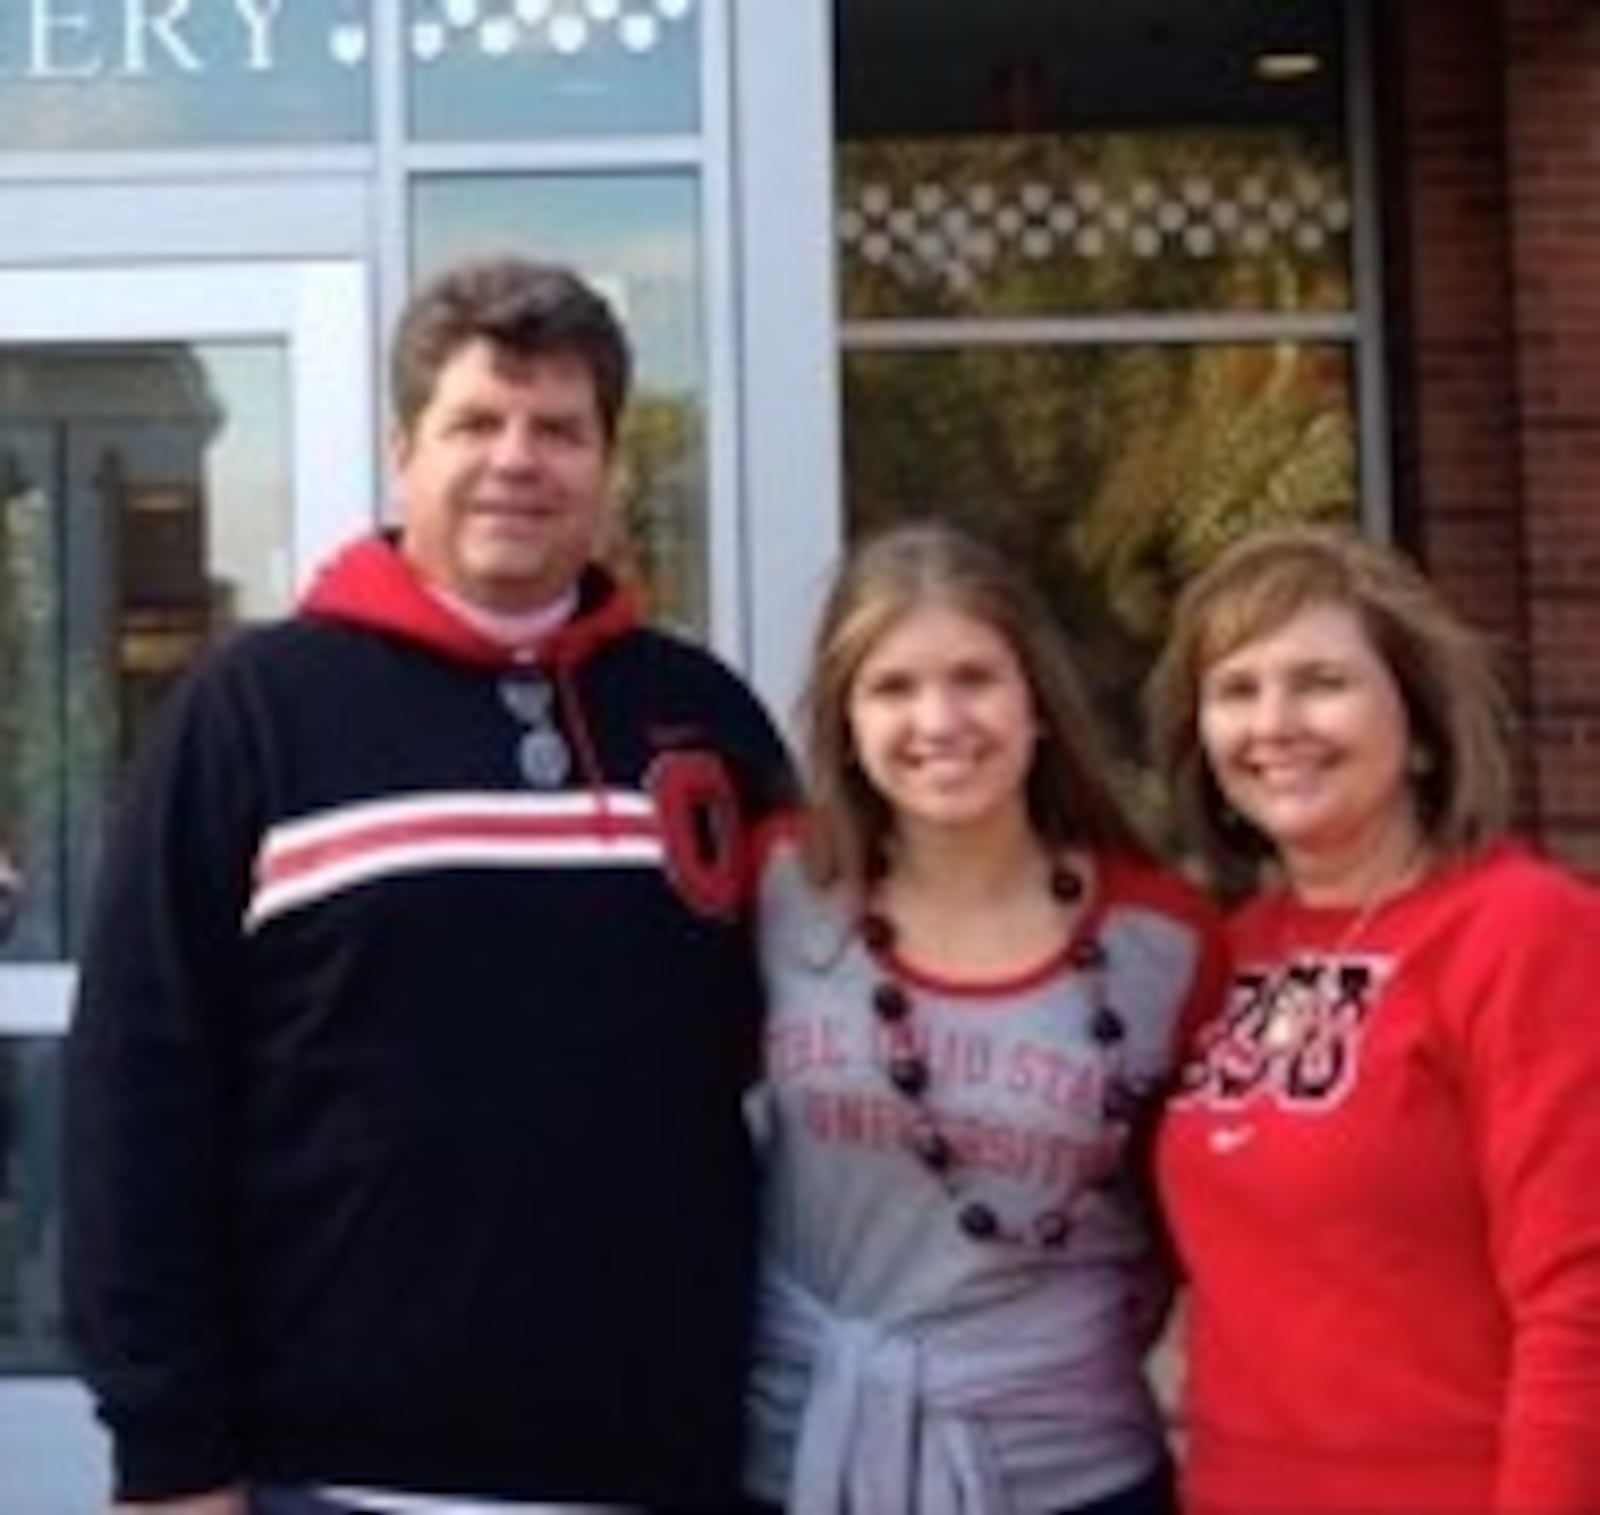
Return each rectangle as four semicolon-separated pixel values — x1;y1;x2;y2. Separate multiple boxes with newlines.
746;844;1219;1515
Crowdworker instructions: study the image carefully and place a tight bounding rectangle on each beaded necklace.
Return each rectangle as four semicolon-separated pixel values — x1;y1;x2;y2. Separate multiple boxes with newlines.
859;859;1163;1249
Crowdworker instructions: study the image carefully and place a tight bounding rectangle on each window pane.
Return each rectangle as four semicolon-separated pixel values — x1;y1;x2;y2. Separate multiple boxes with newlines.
0;2;370;149
843;341;1358;772
836;0;1350;320
0;1039;62;1372
412;174;709;634
407;0;700;141
0;344;290;962
839;130;1352;320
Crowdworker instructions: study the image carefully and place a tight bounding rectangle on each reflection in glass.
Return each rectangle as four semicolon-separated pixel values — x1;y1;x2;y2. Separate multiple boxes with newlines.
0;1039;62;1373
843;341;1357;795
839;131;1352;321
407;0;699;140
413;174;709;634
0;1;369;150
0;345;289;963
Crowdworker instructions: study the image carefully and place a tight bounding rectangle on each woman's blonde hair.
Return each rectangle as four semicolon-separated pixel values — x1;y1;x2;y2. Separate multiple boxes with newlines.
1147;523;1514;880
797;520;1149;893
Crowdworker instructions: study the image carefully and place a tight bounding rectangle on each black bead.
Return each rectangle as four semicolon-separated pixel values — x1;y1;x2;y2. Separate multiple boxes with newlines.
1090;1005;1126;1044
860;912;894;952
871;980;911;1022
1102;1079;1140;1122
1071;938;1108;971
1034;1210;1073;1248
908;1123;953;1171
1050;864;1085;902
888;1053;929;1098
957;1202;1000;1240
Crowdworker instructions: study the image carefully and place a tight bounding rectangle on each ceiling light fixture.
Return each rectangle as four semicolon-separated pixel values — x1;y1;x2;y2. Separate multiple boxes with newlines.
1255;51;1323;83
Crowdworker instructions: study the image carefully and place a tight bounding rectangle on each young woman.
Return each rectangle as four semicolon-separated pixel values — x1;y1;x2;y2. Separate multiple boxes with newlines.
1149;523;1600;1515
744;522;1227;1515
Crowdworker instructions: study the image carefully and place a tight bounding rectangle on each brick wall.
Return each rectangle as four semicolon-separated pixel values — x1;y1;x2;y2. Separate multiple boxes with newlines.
1390;0;1600;871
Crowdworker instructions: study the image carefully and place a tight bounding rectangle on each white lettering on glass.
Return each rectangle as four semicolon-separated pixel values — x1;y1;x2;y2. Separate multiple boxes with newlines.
123;0;202;75
27;0;104;79
234;0;284;71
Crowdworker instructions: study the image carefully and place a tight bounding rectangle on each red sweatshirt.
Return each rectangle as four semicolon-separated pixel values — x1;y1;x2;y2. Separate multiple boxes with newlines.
1158;841;1600;1515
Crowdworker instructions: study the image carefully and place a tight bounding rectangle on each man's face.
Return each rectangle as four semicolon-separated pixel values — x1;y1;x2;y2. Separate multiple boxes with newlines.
393;337;615;613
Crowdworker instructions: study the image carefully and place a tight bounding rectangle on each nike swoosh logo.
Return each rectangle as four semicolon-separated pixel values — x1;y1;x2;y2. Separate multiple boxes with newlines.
1209;1125;1256;1154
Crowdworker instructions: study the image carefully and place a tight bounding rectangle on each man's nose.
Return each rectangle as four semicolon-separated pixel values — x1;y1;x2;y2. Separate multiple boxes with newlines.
491;423;545;470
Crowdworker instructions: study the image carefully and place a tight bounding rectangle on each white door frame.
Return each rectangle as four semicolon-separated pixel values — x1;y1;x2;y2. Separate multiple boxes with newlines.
0;257;375;1515
0;258;375;1040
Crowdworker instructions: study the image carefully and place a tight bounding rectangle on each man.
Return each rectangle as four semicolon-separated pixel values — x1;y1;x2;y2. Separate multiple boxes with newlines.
63;257;794;1515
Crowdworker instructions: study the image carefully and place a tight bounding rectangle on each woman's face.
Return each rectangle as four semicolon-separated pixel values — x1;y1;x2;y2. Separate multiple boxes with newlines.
1197;598;1419;877
846;602;1037;844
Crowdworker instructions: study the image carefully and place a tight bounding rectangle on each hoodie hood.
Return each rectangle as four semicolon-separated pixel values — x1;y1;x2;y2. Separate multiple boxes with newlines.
299;532;639;670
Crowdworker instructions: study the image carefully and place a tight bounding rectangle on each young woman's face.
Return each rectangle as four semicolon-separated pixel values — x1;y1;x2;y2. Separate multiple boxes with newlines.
1197;598;1420;877
846;603;1037;843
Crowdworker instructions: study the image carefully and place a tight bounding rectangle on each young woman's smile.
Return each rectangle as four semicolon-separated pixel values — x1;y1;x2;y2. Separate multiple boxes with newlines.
847;603;1037;840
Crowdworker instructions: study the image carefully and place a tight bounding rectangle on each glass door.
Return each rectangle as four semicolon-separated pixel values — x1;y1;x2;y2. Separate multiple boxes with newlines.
0;260;374;1512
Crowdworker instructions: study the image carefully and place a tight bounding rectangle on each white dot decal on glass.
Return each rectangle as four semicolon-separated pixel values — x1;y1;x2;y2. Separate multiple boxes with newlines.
995;206;1023;237
442;0;480;28
1074;226;1106;258
1183;176;1214;207
329;24;368;65
838;208;864;242
1131;224;1161;258
619;13;658;50
940;204;970;237
586;0;623;21
1021;228;1053;261
1267;200;1296;230
1295;223;1327;252
1020;182;1050;213
656;0;693;20
888;208;914;238
1131;179;1158;210
967;229;998;264
479;16;518;55
550;12;588;52
861;232;892;265
912;183;944;214
514;0;552;21
1048;204;1077;233
1185;224;1217;256
967;183;996;212
914;232;943;263
1157;200;1187;232
411;19;447;59
859;185;890;217
1103;203;1130;234
1212;200;1240;231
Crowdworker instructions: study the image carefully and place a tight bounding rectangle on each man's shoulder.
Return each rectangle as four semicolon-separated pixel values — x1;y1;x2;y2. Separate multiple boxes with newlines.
613;624;770;709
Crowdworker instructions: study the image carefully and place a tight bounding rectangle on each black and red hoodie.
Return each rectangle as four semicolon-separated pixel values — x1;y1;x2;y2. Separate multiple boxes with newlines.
63;534;795;1504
